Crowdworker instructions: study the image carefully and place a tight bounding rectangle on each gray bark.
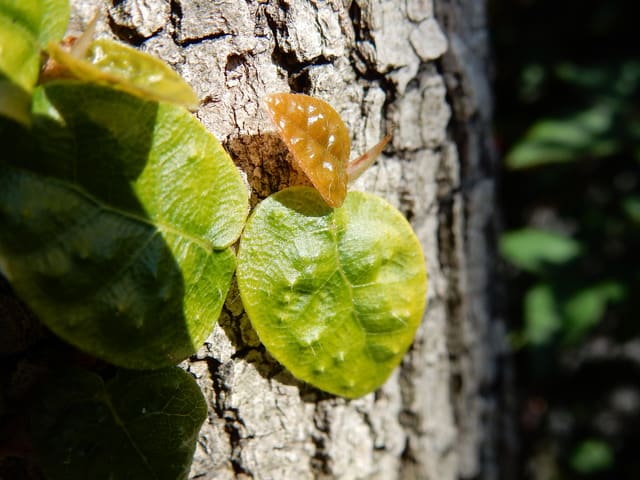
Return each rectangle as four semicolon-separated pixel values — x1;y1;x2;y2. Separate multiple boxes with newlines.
67;0;506;478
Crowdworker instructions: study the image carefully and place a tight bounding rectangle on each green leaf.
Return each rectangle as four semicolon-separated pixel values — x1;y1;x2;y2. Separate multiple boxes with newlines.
31;366;207;480
521;281;626;346
0;79;32;126
523;283;561;345
0;81;248;369
0;0;41;122
0;0;69;124
47;39;199;109
623;195;640;223
505;104;617;169
561;281;626;343
237;187;428;398
570;439;613;474
38;0;70;47
500;228;582;273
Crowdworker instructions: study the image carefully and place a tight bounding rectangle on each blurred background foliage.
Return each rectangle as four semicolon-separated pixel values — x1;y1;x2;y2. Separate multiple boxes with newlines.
490;0;640;478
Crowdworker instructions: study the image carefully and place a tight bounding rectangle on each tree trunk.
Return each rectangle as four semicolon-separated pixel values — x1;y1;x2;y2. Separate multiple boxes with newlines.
67;0;505;478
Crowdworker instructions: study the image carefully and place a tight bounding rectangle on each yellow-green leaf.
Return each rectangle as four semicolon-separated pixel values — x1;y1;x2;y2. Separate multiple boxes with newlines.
47;39;199;109
237;187;428;398
0;82;248;368
0;0;68;124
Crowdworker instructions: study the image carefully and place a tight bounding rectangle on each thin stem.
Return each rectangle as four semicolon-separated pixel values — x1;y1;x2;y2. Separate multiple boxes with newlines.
70;12;99;58
347;134;391;183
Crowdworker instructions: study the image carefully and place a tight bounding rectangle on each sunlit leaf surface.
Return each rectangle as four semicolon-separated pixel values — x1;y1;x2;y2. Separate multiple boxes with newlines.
237;187;427;398
0;82;248;368
0;0;68;124
264;93;351;207
47;39;199;109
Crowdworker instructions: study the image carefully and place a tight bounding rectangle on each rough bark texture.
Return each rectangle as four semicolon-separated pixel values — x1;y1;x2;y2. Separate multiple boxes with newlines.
66;0;503;478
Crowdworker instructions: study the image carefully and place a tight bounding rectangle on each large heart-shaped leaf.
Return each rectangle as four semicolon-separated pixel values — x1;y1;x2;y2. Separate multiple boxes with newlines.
0;81;248;369
31;366;207;480
236;187;428;398
0;0;69;124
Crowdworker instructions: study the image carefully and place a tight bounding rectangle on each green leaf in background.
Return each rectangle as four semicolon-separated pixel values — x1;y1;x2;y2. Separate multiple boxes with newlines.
570;439;614;474
0;0;68;124
47;38;199;110
31;367;207;480
523;283;561;345
562;281;626;343
0;81;248;369
555;61;640;99
505;103;618;169
521;281;626;346
622;195;640;223
237;187;428;398
500;227;582;273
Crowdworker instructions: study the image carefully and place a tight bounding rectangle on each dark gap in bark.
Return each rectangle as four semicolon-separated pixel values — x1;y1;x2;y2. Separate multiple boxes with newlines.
107;14;145;46
399;436;418;478
207;358;255;477
169;0;182;34
310;405;332;476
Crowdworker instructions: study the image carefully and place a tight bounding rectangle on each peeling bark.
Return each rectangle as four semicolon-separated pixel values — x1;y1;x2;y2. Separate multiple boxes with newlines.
66;0;505;478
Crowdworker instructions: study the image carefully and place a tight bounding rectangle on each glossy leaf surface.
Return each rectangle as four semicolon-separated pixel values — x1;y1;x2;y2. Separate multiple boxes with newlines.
0;82;248;368
38;0;70;47
47;38;199;109
31;367;207;480
0;0;68;124
237;187;428;398
264;93;351;207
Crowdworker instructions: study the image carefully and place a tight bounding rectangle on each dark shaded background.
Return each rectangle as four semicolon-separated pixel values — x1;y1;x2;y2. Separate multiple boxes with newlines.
491;0;640;478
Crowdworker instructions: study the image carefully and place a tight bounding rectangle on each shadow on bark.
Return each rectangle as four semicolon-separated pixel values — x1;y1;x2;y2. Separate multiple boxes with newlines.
216;279;337;403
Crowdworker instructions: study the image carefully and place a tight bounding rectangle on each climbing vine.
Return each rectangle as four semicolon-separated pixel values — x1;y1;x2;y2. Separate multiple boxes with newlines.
0;0;427;477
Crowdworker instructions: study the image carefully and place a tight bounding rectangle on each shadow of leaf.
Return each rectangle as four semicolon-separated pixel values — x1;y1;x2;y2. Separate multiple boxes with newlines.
0;81;238;369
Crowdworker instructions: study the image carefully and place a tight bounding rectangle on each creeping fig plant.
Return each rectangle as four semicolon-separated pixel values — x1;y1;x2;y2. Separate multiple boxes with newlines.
237;187;428;398
31;366;206;480
0;82;248;369
264;93;390;207
46;31;199;109
0;2;232;476
42;15;198;110
1;0;428;405
0;0;69;124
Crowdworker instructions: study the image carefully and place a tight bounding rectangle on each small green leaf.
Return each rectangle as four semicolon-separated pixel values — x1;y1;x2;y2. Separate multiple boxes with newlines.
523;283;561;345
237;187;428;398
500;228;582;273
31;367;207;480
0;0;69;124
521;281;626;346
623;195;640;223
0;82;248;368
561;281;626;343
47;39;199;109
570;439;613;474
506;104;617;169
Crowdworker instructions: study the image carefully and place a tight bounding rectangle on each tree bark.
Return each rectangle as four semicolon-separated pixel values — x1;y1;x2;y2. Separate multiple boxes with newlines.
66;0;505;478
